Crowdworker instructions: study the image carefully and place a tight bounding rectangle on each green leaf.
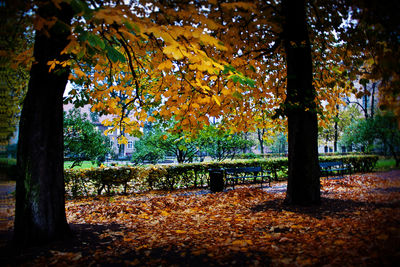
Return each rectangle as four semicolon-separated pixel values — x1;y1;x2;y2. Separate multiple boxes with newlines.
244;77;256;88
105;45;126;63
87;34;105;49
232;91;243;100
71;0;86;14
78;31;89;42
222;64;236;74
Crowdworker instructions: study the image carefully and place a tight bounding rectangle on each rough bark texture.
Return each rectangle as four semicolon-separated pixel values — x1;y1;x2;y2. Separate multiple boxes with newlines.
14;2;73;247
283;0;321;205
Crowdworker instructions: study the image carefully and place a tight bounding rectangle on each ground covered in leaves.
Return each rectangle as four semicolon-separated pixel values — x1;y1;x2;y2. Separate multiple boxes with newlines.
1;171;400;266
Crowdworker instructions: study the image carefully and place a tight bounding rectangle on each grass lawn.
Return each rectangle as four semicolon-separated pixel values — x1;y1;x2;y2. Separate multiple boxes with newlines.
375;157;398;172
63;161;99;169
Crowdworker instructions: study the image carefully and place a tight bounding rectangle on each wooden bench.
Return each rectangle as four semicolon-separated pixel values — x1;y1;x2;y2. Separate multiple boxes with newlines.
319;161;351;178
225;166;271;189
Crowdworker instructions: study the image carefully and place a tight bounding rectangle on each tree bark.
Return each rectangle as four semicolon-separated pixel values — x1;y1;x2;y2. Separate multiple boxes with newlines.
14;2;73;247
282;0;321;205
334;105;339;153
257;128;265;155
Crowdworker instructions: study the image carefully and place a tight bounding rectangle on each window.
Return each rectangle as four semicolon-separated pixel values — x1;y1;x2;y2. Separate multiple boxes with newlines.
127;141;133;149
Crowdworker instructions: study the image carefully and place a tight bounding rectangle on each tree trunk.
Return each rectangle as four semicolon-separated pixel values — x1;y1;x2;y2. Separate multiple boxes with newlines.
334;105;339;153
257;128;265;155
14;2;73;247
363;85;369;119
370;82;376;118
283;0;321;205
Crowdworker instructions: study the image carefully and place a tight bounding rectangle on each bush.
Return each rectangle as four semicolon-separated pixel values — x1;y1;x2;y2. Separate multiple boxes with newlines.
0;157;17;181
237;153;264;159
64;155;379;197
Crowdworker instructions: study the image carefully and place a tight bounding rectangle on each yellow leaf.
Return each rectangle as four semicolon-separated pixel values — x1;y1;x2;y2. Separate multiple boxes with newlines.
147;116;156;123
47;60;59;72
175;230;186;234
231;239;252;246
163;46;184;60
157;60;173;70
160;210;170;216
212;95;221;106
118;135;128;145
334;239;345;245
74;68;86;78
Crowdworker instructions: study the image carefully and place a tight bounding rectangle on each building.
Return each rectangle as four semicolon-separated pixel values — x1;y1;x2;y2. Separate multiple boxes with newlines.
64;104;138;159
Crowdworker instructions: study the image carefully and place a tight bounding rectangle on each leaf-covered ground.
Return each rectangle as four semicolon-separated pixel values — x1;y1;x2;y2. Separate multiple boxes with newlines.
1;170;400;266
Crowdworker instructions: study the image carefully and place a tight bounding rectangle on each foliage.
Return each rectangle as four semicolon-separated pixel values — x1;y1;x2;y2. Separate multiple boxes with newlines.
53;0;398;139
341;1;400;121
238;153;263;159
269;133;288;154
156;131;199;164
0;0;33;148
318;104;362;151
198;125;254;161
64;155;378;197
375;158;399;172
64;108;112;168
341;112;400;166
0;157;17;181
131;125;198;164
130;134;166;165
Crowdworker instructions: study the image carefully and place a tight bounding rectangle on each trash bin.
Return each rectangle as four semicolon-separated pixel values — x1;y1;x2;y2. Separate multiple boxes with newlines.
208;168;224;192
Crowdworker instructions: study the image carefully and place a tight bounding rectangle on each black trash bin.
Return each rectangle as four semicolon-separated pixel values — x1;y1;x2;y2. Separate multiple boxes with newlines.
208;168;224;192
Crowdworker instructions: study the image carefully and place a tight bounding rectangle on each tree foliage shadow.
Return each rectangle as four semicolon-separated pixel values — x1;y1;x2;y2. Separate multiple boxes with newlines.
1;223;271;266
0;223;125;265
251;197;400;219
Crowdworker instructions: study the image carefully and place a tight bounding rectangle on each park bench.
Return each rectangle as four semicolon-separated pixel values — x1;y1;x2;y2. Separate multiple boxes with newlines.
319;161;351;178
225;166;271;189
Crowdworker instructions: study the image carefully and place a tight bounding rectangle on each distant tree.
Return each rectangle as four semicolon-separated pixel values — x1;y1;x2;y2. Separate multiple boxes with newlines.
341;112;400;166
158;132;199;163
372;113;400;167
0;1;33;148
131;131;165;164
198;125;254;161
64;109;112;168
269;133;288;155
131;126;198;164
319;104;362;153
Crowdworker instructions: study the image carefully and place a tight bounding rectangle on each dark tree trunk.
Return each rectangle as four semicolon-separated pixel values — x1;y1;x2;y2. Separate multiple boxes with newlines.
257;128;265;155
334;105;339;153
14;2;73;247
370;82;376;118
363;88;369;119
282;0;320;205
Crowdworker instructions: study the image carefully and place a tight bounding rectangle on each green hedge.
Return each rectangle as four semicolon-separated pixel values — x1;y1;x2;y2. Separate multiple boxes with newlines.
64;155;378;197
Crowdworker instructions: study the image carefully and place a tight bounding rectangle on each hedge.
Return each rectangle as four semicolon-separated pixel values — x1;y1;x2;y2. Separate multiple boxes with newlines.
64;154;378;197
0;158;17;181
